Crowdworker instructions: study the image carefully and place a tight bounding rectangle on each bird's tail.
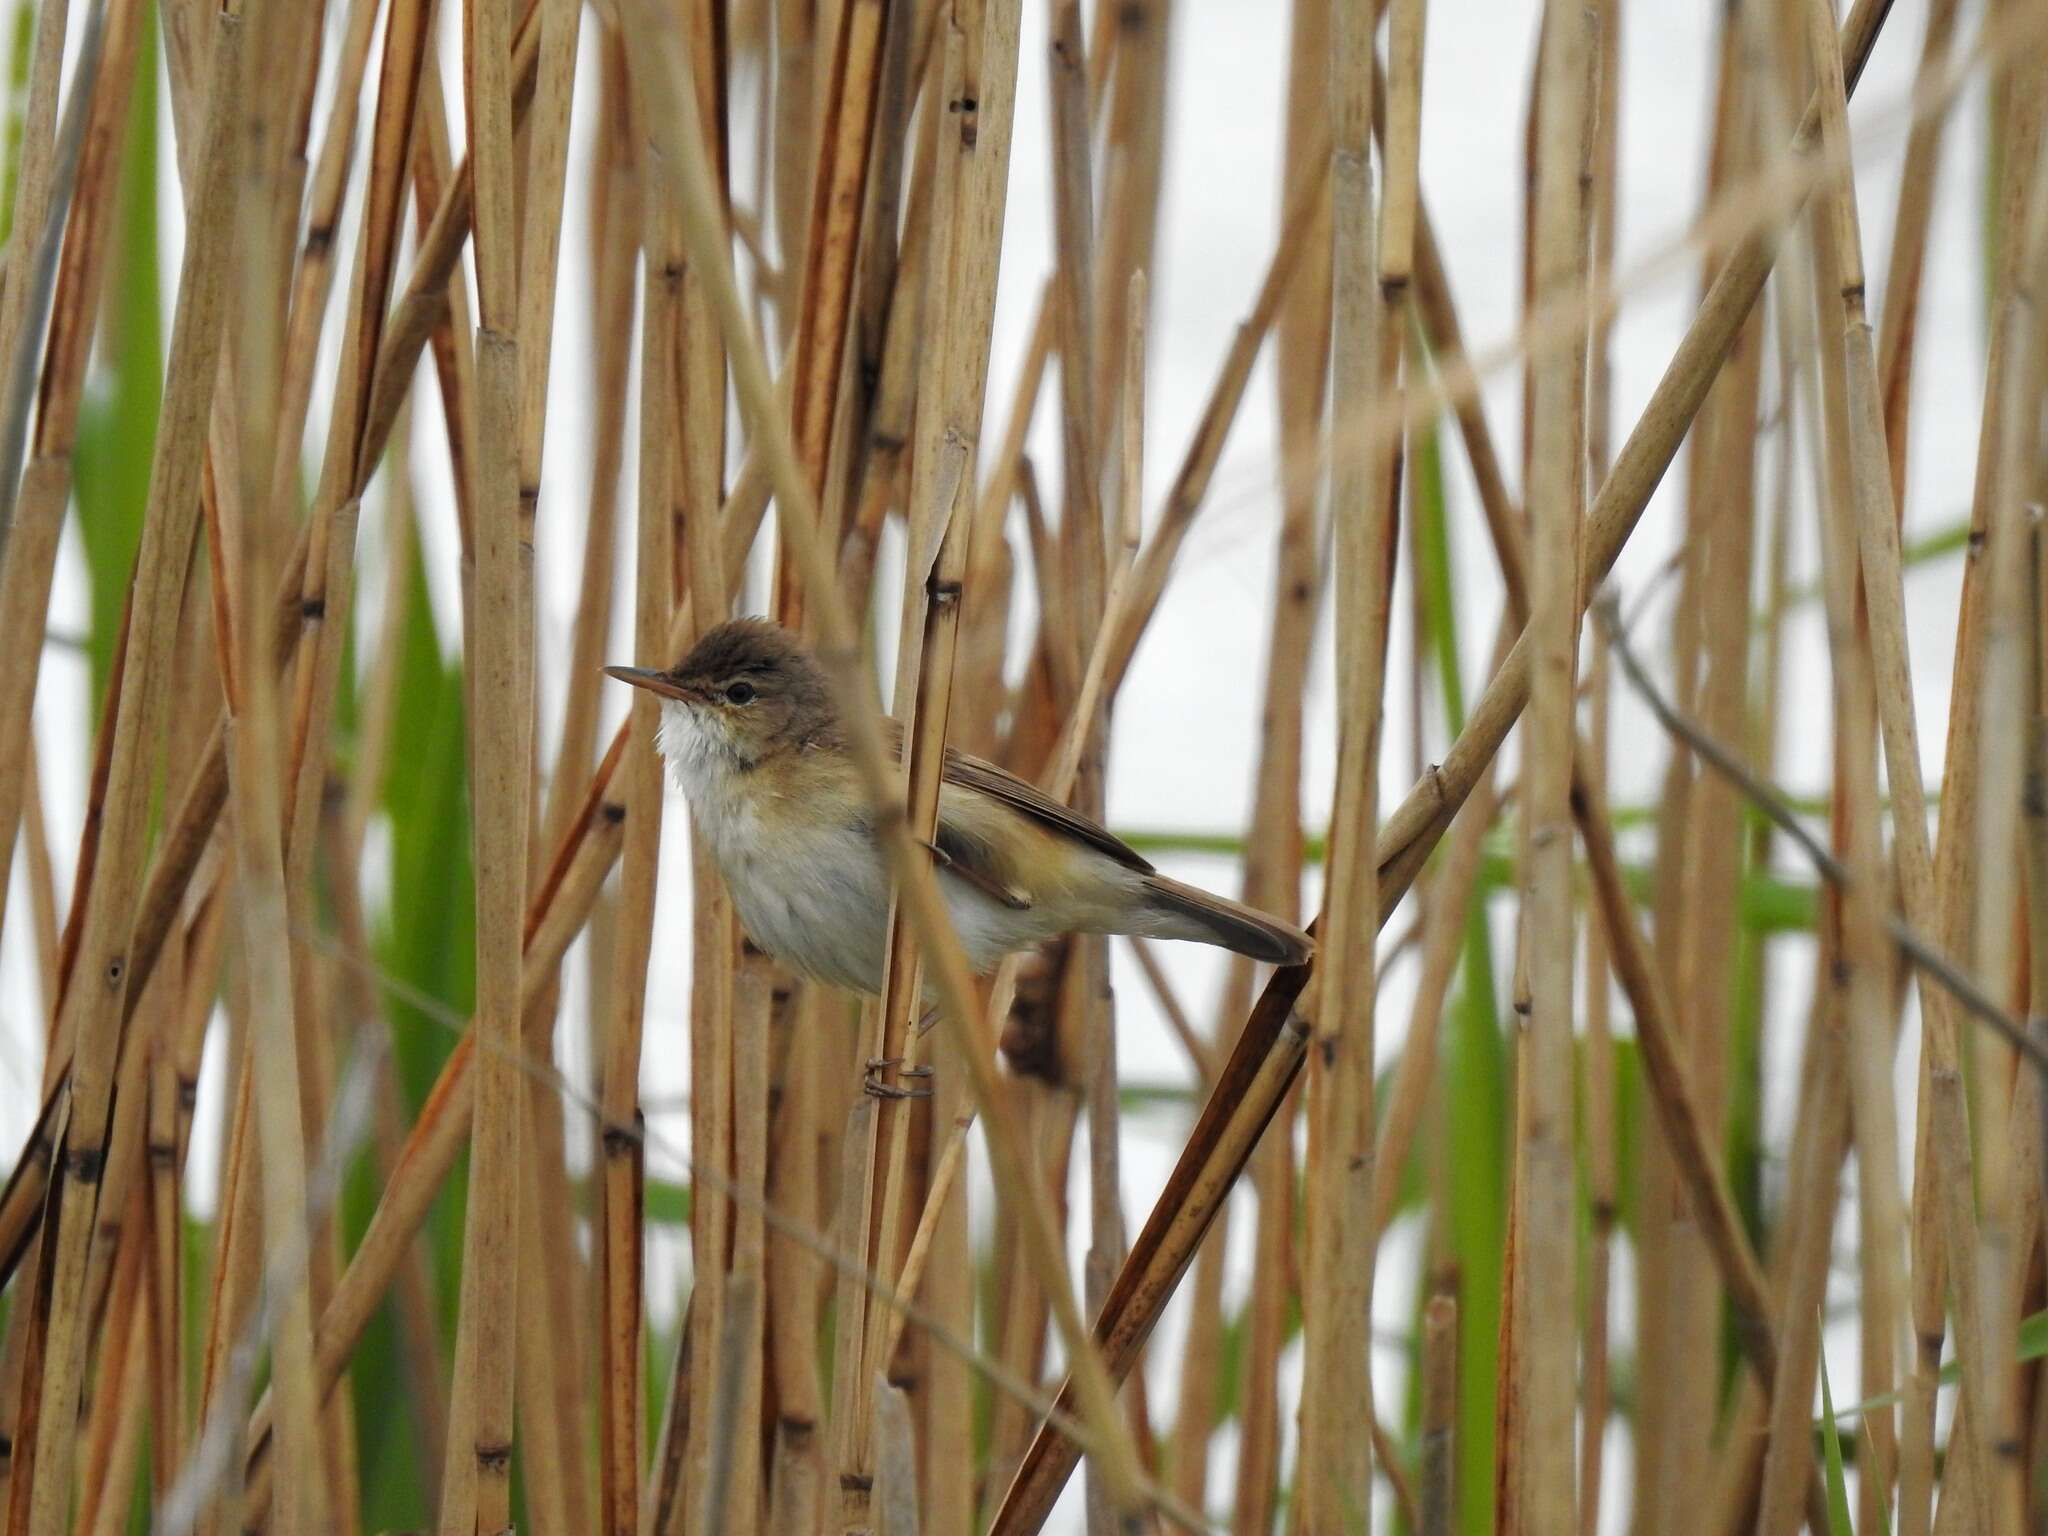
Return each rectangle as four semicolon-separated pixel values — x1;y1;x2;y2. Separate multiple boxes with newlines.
1133;874;1314;966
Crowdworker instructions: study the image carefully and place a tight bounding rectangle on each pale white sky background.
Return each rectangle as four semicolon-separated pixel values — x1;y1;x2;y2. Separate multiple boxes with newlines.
0;0;2004;1527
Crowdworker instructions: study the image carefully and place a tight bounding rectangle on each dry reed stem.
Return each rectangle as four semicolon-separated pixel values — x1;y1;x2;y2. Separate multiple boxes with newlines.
1658;21;1763;1519
439;0;533;1523
265;0;381;522
538;37;634;862
850;16;974;1514
1576;625;1615;1536
1803;0;1996;1505
1906;33;2048;1528
1509;6;1585;1529
597;124;675;1519
1294;0;1385;1518
0;0;138;986
1873;0;1962;505
1227;6;1328;1523
226;3;332;1528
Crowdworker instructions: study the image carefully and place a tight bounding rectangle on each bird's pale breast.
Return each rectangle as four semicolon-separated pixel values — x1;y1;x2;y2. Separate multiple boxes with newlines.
664;726;1132;992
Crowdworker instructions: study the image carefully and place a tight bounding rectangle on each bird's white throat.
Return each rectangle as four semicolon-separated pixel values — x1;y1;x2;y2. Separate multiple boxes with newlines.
654;700;746;799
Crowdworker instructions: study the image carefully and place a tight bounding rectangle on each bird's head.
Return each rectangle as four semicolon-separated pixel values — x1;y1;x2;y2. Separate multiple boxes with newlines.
605;617;838;771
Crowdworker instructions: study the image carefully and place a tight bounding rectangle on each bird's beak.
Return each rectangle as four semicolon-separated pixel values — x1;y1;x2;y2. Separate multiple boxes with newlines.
604;664;696;702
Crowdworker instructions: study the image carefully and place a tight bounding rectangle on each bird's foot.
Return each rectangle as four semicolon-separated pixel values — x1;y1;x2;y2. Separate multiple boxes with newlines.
863;1057;934;1100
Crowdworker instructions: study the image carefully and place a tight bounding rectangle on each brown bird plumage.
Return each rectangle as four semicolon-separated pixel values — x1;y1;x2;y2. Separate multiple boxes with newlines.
606;619;1313;995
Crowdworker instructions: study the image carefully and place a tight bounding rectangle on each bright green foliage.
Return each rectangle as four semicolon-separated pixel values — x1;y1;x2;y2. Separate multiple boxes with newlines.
343;535;474;1531
1818;1336;1858;1536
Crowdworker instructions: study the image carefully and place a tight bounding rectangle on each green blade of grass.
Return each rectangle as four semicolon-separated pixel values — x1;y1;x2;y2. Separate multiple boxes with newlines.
1818;1332;1857;1536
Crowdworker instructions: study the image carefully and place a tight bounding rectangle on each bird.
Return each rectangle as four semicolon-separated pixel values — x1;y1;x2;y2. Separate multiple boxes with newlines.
605;618;1313;999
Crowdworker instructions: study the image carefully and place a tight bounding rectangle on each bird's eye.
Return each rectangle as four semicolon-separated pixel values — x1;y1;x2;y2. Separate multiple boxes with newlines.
724;681;757;705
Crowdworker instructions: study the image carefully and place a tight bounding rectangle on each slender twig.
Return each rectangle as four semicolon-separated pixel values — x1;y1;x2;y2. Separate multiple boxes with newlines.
1595;591;2048;1075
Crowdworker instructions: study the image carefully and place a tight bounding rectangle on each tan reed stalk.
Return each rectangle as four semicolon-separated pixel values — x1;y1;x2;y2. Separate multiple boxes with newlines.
1804;1;1993;1515
425;3;532;1531
922;12;1027;1522
1965;260;2037;1536
677;191;738;1536
1731;157;1889;1535
1633;26;1728;1514
767;981;826;1536
188;985;260;1536
1040;39;1107;1444
1688;35;1770;1523
1936;45;2048;1536
827;1085;876;1518
1849;456;1920;1506
661;13;739;1507
72;1190;146;1535
1295;0;1388;1520
142;556;217;1502
727;946;775;1531
1507;9;1586;1531
20;749;60;1014
1224;10;1329;1528
597;96;678;1524
539;33;635;863
2023;599;2048;1531
774;0;887;617
225;4;336;1530
411;60;485;563
0;0;75;947
1752;828;1854;1532
500;0;586;1519
1577;659;1615;1536
852;3;1023;1516
1874;0;1963;504
1416;1291;1458;1536
265;0;380;519
842;26;971;1521
0;3;149;1052
994;6;1899;1520
1081;280;1146;1536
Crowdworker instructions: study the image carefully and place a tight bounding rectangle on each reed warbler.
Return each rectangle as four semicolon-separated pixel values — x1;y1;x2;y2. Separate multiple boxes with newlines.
606;619;1312;999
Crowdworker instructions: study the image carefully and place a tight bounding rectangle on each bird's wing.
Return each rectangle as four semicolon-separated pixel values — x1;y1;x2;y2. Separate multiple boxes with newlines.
866;716;1155;875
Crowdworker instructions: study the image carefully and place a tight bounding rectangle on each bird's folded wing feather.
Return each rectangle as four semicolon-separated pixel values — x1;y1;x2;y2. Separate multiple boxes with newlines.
866;716;1155;875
